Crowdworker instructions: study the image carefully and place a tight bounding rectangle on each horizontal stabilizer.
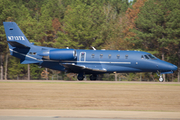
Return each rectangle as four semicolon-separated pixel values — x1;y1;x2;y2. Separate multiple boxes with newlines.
20;60;41;64
8;41;30;48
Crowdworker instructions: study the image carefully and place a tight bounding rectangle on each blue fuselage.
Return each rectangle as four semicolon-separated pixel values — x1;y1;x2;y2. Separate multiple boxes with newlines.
11;45;177;75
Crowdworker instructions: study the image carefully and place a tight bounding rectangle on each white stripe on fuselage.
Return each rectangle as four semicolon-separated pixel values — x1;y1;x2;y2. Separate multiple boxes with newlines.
63;61;131;64
77;61;131;64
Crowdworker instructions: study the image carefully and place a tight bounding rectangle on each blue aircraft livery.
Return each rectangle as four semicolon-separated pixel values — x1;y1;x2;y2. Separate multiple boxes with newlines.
3;22;177;81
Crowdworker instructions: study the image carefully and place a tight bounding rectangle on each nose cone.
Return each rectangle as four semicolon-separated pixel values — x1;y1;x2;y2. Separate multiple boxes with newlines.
164;64;177;71
157;60;177;72
172;65;178;71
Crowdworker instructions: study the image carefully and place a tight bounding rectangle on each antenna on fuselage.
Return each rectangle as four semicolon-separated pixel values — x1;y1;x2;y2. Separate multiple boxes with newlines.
91;46;96;50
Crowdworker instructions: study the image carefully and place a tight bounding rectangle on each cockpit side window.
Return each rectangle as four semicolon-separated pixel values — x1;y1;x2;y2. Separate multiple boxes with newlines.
141;55;144;59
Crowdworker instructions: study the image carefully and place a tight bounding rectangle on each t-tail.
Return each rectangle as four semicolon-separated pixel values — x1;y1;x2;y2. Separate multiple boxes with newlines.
3;22;32;48
3;22;42;64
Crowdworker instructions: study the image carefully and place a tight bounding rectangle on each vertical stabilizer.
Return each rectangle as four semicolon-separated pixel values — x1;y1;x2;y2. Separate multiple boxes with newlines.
3;22;32;48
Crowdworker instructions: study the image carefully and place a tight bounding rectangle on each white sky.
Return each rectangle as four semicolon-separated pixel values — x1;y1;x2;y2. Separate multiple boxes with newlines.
128;0;134;2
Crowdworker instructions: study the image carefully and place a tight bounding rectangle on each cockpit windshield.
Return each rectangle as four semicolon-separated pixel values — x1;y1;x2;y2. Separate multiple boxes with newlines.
148;54;157;59
142;54;157;60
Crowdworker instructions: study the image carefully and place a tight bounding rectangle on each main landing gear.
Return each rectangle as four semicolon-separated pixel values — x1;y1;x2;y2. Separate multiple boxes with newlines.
90;74;97;81
156;72;164;82
77;73;97;81
77;73;84;81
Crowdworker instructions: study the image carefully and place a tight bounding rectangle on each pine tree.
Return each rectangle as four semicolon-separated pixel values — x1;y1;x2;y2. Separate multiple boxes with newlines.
55;0;106;49
129;0;180;81
164;0;180;81
8;57;27;79
30;64;44;80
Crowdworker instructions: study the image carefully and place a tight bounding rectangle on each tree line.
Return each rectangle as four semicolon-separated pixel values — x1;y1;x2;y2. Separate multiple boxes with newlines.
0;0;179;81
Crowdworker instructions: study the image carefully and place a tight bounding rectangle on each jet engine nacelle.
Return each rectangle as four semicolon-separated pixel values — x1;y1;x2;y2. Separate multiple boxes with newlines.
40;49;77;60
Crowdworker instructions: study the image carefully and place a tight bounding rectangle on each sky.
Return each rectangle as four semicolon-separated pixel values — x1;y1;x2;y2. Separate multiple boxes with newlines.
128;0;134;2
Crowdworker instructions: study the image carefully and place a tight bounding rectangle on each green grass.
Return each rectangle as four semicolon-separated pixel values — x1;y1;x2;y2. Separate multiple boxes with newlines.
0;80;180;86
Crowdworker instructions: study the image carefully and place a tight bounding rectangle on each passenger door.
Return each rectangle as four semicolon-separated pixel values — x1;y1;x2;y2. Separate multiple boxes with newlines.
79;52;86;61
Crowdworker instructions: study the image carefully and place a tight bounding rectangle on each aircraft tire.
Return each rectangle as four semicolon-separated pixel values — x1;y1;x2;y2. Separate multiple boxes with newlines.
77;76;84;81
159;76;164;82
90;75;97;81
77;73;85;81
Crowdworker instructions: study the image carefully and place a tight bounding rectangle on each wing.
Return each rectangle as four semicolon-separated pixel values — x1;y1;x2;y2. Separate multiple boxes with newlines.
61;63;107;73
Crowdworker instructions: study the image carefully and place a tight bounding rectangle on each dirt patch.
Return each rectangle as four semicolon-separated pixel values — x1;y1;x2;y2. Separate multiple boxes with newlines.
0;81;180;112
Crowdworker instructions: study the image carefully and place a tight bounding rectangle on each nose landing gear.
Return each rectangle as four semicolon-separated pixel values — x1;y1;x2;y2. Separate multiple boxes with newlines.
159;75;164;82
77;73;98;81
156;72;164;82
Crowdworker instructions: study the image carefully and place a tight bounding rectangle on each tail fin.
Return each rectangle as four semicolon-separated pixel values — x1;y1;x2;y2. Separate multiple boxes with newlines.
3;22;32;48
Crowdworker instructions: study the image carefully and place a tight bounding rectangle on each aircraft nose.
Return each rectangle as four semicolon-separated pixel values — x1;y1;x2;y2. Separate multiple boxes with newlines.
157;60;178;72
172;65;178;71
166;64;177;71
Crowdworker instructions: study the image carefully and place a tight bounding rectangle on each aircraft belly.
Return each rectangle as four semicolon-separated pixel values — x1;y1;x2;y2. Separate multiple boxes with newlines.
76;62;103;73
77;63;102;69
40;61;65;71
105;64;142;73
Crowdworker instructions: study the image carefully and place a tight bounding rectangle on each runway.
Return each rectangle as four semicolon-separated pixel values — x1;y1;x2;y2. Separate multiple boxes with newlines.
0;109;180;120
0;116;143;120
0;81;180;120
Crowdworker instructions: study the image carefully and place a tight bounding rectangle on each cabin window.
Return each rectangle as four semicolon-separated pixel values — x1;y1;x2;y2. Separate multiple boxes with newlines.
91;54;95;58
100;54;103;58
125;55;128;59
33;52;36;55
29;52;36;55
108;54;111;59
117;54;120;59
141;55;144;59
144;55;149;59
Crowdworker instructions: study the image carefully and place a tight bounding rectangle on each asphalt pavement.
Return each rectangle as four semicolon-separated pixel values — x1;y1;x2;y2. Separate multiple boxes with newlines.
0;116;176;120
0;109;180;120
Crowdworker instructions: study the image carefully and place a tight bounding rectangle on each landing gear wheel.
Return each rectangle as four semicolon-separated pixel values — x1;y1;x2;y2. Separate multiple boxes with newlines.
157;72;164;82
77;76;84;81
159;75;164;82
77;73;84;81
90;74;97;81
